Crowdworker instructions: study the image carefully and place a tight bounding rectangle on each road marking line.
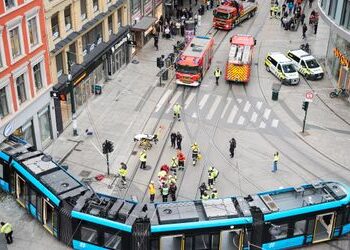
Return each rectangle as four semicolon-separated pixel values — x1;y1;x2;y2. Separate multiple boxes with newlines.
271;119;279;128
221;97;232;119
259;121;266;128
243;101;251;112
192;112;197;118
256;101;263;110
237;116;245;125
263;109;271;120
155;89;172;112
185;92;196;109
237;98;242;103
250;112;258;123
199;94;209;109
227;105;238;123
206;96;222;120
166;91;182;113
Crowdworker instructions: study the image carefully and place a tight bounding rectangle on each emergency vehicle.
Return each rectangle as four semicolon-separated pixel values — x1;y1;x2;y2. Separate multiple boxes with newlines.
265;52;300;85
287;49;324;80
175;36;214;86
213;0;258;30
225;34;255;83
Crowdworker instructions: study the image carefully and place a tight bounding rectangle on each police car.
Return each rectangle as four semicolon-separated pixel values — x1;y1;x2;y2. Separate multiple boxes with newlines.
287;49;324;80
265;52;300;85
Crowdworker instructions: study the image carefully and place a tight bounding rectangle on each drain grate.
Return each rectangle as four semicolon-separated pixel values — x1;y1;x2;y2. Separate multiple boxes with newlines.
79;170;91;177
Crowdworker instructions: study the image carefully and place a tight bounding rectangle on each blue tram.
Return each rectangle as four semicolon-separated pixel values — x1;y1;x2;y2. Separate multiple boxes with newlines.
0;138;349;250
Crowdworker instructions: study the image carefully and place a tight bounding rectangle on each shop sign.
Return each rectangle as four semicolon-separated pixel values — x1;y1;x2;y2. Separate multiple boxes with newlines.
333;48;350;68
114;37;127;50
3;121;15;137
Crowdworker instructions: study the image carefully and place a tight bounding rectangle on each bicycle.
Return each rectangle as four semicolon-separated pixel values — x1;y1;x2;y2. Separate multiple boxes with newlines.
329;88;349;98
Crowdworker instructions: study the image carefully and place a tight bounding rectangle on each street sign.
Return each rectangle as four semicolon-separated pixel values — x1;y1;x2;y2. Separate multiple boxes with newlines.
305;91;314;102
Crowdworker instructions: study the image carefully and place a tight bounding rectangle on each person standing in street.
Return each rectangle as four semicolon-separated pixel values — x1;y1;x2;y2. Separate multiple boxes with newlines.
309;0;314;8
272;152;280;172
169;183;177;201
118;162;128;187
229;138;236;158
153;34;159;51
302;23;307;39
139;150;147;169
173;103;182;121
177;150;186;170
314;20;318;35
176;132;182;150
199;182;208;198
161;184;169;202
210;188;218;199
201;191;209;200
214;67;222;85
0;222;13;244
170;132;177;148
148;181;156;202
170;157;178;176
208;167;215;189
300;12;305;25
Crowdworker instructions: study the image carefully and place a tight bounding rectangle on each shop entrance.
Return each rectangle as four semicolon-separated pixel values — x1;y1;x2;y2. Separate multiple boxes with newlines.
313;212;335;243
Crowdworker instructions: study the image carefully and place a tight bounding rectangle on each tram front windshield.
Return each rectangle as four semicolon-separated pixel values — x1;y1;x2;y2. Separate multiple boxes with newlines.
176;65;200;75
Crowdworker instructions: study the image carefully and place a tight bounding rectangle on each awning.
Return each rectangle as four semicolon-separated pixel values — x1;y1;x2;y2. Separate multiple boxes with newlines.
131;16;157;31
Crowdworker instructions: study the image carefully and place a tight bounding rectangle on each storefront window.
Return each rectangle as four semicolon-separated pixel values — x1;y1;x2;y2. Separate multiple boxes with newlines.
328;0;338;19
38;107;52;146
13;120;35;147
341;0;350;30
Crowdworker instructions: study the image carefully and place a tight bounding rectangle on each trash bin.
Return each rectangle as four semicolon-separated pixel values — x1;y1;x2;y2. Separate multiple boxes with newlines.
95;84;102;95
162;69;169;81
165;57;171;68
272;83;281;101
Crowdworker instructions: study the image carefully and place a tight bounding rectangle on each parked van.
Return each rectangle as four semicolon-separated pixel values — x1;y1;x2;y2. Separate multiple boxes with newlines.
287;49;324;80
265;52;300;85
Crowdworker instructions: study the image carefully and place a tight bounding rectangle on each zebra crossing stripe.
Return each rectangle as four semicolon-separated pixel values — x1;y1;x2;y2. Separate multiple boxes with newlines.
166;91;183;113
243;101;251;112
271;119;279;128
250;112;258;123
221;97;232;119
227;105;239;123
259;121;266;128
199;94;209;109
192;112;197;118
237;116;245;125
263;109;271;120
237;98;242;103
256;101;262;110
206;96;222;120
185;92;196;109
155;89;172;113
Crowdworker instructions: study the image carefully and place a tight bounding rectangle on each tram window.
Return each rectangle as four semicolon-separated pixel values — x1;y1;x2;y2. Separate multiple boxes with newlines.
103;232;121;250
29;188;36;206
270;223;288;240
211;234;219;250
293;220;306;236
195;234;209;249
307;220;315;235
335;212;343;227
150;239;159;250
81;226;98;244
0;162;4;178
185;237;193;249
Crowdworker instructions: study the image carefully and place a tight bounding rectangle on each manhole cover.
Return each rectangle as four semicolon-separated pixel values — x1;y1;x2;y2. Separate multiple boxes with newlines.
79;170;91;177
131;151;138;155
132;59;139;64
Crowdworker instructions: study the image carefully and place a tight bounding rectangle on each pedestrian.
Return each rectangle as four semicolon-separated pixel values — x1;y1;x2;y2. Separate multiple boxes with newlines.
199;182;208;198
288;2;293;15
176;131;182;150
302;23;307;39
169;183;177;201
0;222;13;244
214;67;222;85
154;34;159;51
180;22;185;37
170;156;178;176
272;152;280;172
201;191;209;200
139;150;147;169
300;13;305;25
229;138;236;158
210;0;213;9
309;0;314;8
160;164;170;174
195;0;198;6
191;142;200;166
206;0;210;10
314;21;318;35
173;103;182;121
211;166;219;183
118;162;128;186
170;132;177;148
161;184;169;202
177;150;186;170
148;181;156;202
208;167;215;189
210;188;218;199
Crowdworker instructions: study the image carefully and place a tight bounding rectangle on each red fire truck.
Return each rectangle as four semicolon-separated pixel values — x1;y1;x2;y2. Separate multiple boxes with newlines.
225;34;256;83
175;36;214;86
213;0;258;30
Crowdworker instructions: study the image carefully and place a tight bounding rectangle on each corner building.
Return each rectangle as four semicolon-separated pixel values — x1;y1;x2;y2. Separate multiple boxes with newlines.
319;0;350;90
46;0;130;134
0;0;56;150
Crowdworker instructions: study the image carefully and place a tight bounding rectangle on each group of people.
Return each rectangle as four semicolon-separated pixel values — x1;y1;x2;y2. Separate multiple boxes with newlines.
199;166;220;200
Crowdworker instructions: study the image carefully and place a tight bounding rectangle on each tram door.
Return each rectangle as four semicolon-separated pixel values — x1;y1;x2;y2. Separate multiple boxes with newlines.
43;199;55;235
220;230;243;250
313;212;335;243
15;174;26;207
160;235;184;250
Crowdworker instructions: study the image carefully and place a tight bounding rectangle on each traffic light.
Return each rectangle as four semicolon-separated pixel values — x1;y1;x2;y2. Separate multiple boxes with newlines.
102;140;114;154
302;101;309;111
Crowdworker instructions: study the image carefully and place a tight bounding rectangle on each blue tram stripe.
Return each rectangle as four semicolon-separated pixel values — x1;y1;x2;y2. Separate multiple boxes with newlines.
73;240;108;250
262;236;304;249
71;211;132;232
342;223;350;235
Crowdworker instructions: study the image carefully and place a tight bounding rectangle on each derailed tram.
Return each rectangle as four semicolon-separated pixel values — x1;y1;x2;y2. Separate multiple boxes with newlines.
0;138;349;250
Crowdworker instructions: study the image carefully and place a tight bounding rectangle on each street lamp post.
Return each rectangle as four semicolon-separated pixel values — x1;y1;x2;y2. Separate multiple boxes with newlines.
66;66;78;136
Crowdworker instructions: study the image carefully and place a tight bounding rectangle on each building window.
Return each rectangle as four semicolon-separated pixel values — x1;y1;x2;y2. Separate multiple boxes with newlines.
9;26;23;60
5;0;16;10
16;74;27;104
0;35;6;70
328;0;338;19
56;53;63;77
38;107;52;146
117;8;123;27
82;24;102;55
51;13;60;40
80;0;87;20
0;86;9;118
68;43;76;65
27;16;40;48
93;0;99;12
341;0;350;30
64;6;72;31
108;15;113;35
33;62;43;91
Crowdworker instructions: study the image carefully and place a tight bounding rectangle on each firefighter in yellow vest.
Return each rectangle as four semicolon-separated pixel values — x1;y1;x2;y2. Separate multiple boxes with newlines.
118;162;128;186
170;157;178;176
173;103;182;121
210;188;218;199
201;191;209;200
0;221;13;244
139;150;147;169
214;67;222;85
208;167;215;189
148;181;156;203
